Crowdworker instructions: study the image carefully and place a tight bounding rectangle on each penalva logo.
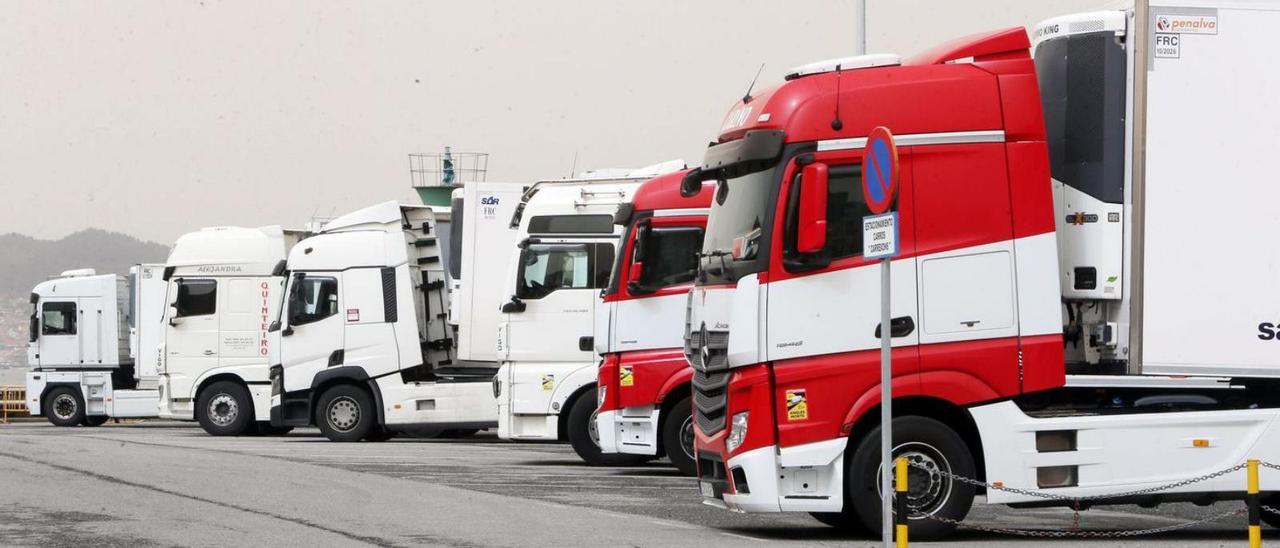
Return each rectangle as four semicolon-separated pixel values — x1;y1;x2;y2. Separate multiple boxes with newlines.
1156;14;1218;35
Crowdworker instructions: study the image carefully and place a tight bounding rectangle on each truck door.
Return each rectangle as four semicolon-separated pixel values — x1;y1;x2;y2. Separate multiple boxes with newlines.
766;153;920;449
218;277;274;369
504;241;614;415
78;297;103;365
165;278;220;389
278;273;344;392
37;300;80;366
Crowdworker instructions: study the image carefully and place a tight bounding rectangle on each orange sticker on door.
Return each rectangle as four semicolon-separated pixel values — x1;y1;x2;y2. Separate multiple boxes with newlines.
786;389;808;421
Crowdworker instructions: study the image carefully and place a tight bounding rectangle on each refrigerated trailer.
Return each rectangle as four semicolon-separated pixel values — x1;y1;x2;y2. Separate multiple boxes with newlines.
270;201;497;442
26;265;166;425
685;2;1280;539
492;161;684;463
594;169;712;475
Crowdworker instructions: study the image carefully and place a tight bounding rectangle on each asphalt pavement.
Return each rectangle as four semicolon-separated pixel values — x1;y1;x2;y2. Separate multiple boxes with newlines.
0;420;1269;547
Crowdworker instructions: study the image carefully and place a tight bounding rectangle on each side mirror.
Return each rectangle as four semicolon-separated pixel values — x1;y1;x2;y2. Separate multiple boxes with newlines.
796;163;829;254
680;168;704;197
168;304;182;327
268;320;281;333
29;315;38;343
501;297;527;314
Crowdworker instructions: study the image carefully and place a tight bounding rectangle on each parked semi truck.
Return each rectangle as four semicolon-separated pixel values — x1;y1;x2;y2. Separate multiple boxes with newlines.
157;226;302;436
593;169;712;474
492;162;685;462
270;201;497;442
686;2;1280;539
26;265;166;425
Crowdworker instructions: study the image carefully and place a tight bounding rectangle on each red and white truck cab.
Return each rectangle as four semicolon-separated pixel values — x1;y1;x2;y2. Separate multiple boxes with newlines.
684;28;1062;536
593;170;712;475
689;2;1280;539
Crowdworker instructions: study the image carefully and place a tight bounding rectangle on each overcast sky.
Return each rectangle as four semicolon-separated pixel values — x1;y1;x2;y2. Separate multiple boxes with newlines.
0;0;1105;244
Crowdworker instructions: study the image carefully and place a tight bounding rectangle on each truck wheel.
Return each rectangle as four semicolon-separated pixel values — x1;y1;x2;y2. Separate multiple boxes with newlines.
45;387;84;427
661;396;697;476
847;416;976;540
82;415;109;427
197;381;254;436
567;387;647;467
315;384;376;442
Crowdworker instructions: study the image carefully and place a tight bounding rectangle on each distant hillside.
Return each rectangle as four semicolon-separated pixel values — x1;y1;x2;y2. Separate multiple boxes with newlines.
0;229;170;295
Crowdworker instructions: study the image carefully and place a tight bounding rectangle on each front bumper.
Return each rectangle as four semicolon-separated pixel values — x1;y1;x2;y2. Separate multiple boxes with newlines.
698;438;847;514
597;405;661;456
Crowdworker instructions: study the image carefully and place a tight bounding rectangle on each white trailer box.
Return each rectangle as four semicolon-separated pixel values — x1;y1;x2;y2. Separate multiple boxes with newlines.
448;182;525;363
1033;1;1280;378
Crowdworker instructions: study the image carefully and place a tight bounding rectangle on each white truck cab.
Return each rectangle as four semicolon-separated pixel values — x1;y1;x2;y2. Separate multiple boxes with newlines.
157;226;301;436
270;201;497;442
26;265;166;425
494;161;685;453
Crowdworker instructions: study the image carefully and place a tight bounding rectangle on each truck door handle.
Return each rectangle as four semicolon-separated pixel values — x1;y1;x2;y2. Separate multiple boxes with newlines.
874;316;915;338
203;350;215;356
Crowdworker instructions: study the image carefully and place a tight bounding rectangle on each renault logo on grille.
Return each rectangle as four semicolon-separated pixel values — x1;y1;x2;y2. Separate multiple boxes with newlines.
699;322;711;368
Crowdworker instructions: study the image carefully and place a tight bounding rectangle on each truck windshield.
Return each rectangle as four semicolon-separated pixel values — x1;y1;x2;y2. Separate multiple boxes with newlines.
699;164;779;284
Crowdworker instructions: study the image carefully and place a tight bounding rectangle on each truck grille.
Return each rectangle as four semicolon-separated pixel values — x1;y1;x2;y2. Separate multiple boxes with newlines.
692;368;731;435
685;296;731;434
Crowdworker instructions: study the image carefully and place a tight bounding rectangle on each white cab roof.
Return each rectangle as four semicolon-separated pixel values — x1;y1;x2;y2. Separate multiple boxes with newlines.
785;54;901;80
167;226;290;276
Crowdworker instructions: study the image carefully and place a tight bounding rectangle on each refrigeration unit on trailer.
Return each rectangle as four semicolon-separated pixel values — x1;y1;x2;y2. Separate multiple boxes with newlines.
685;2;1280;539
26;265;166;426
593;169;712;474
493;160;684;456
157;226;302;436
447;182;525;366
270;201;497;442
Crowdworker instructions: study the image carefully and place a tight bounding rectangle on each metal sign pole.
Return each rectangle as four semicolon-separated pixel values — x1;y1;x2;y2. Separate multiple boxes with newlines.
861;126;899;547
880;256;893;547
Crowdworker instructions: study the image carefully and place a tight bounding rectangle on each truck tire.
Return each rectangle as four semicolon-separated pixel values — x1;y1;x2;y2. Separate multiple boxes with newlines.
45;387;85;427
82;415;109;427
661;396;697;476
846;416;976;540
197;381;255;436
315;384;376;442
567;387;648;467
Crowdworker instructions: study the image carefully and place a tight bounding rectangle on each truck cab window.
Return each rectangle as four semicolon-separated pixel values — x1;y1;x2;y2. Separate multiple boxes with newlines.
176;279;217;317
289;276;339;326
517;243;614;299
784;164;868;262
636;227;703;289
41;301;77;336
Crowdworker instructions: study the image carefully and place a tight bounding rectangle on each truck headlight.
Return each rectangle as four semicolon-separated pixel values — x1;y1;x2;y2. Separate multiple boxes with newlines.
597;386;607;408
726;412;748;453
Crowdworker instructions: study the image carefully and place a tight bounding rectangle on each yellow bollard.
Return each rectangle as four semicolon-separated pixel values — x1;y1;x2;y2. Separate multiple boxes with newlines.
896;456;909;548
1249;459;1261;548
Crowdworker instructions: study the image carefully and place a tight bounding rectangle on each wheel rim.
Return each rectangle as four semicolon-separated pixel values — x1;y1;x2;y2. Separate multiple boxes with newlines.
207;393;240;427
588;409;601;447
876;441;954;518
327;396;361;432
52;394;77;420
678;415;695;461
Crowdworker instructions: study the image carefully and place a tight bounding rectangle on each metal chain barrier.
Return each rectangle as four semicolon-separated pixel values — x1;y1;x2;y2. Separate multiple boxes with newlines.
899;459;1258;540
